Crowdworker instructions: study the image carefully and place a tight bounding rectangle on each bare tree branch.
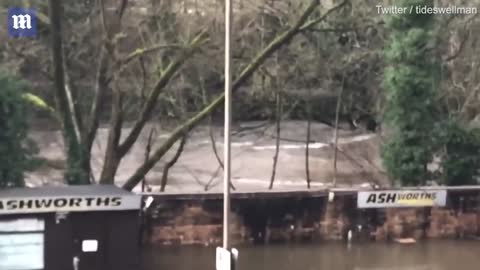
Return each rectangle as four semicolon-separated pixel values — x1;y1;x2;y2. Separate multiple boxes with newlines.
269;88;282;190
99;89;124;184
305;27;355;33
122;0;349;190
200;79;223;168
299;0;349;32
117;0;129;19
138;56;148;106
305;88;312;189
87;0;128;158
99;0;108;36
200;75;236;190
118;30;209;157
204;165;223;191
333;72;346;188
160;135;188;192
208;124;224;166
142;127;156;192
86;49;109;151
444;13;478;62
122;44;183;65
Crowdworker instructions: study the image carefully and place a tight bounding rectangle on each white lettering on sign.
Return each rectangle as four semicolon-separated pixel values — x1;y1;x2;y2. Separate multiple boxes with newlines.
357;190;447;208
0;195;141;215
12;14;32;29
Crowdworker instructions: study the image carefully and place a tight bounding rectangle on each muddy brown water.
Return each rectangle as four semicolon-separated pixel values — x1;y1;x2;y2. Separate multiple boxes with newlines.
141;240;480;270
28;122;385;191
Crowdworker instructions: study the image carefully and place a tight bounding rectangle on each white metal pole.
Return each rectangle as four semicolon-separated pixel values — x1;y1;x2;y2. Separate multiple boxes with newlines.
223;0;233;249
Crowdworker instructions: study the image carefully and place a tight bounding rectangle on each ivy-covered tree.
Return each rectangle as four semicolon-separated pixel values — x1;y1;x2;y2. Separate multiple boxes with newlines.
438;121;480;186
381;0;438;186
0;71;30;188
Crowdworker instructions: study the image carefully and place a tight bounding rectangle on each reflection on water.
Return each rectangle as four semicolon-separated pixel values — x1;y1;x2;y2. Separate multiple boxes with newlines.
142;240;480;270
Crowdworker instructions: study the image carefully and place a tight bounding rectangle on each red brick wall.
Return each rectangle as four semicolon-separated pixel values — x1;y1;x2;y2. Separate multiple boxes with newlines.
145;192;480;245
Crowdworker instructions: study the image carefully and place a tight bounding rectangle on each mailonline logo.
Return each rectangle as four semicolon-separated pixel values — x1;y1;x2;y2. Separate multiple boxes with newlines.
8;7;37;38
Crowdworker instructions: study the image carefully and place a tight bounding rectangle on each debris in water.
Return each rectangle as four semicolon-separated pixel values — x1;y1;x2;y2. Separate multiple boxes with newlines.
394;238;416;244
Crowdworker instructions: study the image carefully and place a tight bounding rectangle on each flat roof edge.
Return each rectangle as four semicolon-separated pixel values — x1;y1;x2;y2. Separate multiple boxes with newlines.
140;185;480;200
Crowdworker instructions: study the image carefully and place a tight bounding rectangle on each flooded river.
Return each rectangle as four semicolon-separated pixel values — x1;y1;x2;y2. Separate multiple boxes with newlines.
142;240;479;270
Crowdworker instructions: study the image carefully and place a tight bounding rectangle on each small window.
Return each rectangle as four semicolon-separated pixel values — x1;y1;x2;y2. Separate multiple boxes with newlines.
0;218;45;270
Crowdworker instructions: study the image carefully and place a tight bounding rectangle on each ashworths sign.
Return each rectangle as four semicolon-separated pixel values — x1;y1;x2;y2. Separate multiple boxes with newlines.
0;195;141;215
357;190;447;208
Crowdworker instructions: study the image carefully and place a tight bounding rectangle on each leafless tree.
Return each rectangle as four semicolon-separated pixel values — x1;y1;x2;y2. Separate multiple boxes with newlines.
269;86;282;190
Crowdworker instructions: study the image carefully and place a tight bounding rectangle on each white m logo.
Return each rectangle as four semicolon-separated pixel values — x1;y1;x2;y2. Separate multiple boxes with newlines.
12;14;32;30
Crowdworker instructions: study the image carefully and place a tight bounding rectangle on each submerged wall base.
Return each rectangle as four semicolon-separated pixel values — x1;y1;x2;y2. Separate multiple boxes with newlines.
143;190;480;246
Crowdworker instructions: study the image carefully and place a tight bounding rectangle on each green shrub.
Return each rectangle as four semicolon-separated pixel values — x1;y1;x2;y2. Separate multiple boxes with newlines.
381;0;438;186
438;121;480;185
0;71;32;188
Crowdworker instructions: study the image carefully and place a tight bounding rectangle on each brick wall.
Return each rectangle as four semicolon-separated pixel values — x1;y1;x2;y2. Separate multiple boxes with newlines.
144;191;480;246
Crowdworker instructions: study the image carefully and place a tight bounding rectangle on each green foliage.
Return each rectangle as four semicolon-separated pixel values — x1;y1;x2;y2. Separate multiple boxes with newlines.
0;71;31;188
22;93;56;114
437;121;480;186
381;0;438;186
382;134;433;186
382;0;480;186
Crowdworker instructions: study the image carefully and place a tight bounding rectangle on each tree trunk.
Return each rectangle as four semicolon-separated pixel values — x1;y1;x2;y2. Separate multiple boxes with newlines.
269;90;282;190
48;0;90;185
99;90;124;184
306;89;312;189
332;74;345;187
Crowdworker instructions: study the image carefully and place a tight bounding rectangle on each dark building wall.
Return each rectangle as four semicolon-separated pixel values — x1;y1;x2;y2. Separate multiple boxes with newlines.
144;190;480;246
105;211;142;270
0;210;141;270
69;211;141;270
44;213;75;270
